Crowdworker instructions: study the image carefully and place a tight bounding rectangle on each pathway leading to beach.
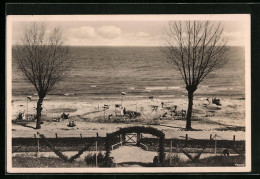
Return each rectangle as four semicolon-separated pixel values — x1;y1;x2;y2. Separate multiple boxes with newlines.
110;146;156;167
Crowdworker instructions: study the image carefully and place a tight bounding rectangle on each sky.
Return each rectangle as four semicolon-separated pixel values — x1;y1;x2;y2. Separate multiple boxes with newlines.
11;16;247;46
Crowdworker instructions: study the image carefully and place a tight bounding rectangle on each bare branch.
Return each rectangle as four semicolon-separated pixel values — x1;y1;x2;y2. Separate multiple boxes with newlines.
162;21;228;90
13;22;72;97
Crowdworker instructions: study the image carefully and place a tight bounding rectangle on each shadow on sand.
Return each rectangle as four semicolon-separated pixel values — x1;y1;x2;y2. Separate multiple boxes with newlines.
21;124;36;129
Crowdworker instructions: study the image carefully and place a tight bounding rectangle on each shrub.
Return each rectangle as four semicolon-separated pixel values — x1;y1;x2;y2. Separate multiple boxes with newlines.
84;151;114;167
84;153;95;167
164;154;182;166
101;156;114;167
97;151;104;163
196;155;245;166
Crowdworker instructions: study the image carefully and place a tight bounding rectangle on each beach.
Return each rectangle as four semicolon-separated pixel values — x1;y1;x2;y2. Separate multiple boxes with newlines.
11;94;245;140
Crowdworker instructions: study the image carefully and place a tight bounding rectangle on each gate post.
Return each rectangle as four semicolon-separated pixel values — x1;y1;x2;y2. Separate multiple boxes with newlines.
137;132;141;144
122;132;126;144
120;134;122;146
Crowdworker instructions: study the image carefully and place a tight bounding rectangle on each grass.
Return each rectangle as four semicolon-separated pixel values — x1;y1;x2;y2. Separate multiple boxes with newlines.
12;156;87;168
164;155;245;167
192;155;245;167
12;155;245;168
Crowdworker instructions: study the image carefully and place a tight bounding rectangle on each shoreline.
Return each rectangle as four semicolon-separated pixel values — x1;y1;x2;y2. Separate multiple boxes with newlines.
11;92;245;102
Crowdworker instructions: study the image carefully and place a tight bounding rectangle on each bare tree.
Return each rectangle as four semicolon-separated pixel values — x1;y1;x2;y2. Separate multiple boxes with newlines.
13;23;71;129
162;21;228;130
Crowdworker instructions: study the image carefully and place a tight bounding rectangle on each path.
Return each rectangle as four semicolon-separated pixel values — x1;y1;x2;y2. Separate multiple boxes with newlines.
110;146;157;166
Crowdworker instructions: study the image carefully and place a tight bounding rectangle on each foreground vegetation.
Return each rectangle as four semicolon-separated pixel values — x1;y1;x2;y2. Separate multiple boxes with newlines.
12;155;245;168
163;154;245;167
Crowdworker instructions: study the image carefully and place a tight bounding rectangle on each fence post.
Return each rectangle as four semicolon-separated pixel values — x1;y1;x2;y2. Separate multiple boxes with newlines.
185;134;188;147
177;141;179;153
210;134;212;140
80;133;83;145
233;135;236;142
214;135;217;154
95;140;98;167
122;133;126;143
96;133;98;167
104;108;106;121
120;134;122;146
55;133;58;139
137;132;141;144
170;140;172;166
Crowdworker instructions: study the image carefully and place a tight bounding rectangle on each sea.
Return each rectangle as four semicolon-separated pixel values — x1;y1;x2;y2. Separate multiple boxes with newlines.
12;46;245;98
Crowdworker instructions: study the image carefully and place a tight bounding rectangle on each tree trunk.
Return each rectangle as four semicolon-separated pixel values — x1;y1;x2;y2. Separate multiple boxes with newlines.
36;95;44;129
186;90;194;130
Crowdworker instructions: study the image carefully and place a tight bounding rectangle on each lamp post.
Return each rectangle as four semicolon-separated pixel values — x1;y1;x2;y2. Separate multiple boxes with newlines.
26;96;32;120
121;92;126;106
103;104;109;120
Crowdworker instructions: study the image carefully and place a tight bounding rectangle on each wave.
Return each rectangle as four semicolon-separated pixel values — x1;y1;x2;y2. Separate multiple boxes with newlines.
12;46;245;97
145;86;181;90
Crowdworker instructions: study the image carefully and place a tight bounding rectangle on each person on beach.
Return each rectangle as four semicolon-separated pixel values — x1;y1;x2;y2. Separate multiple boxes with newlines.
16;112;25;120
61;112;69;119
108;114;113;120
68;120;76;127
121;107;126;116
161;102;164;108
181;109;186;119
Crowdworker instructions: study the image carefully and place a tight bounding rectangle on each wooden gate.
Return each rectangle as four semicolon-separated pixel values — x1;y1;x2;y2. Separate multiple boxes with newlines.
106;126;165;165
111;132;146;150
125;133;137;145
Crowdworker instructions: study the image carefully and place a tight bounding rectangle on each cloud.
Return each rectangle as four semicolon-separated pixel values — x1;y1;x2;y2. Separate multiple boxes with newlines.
96;25;121;39
68;26;96;39
136;32;150;38
123;32;151;40
65;26;161;46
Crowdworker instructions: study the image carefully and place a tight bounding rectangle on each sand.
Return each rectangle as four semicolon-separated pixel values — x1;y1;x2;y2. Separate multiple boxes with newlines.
11;94;246;140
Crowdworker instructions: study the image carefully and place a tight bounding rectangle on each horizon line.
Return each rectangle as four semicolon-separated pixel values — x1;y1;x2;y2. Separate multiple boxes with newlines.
12;45;245;47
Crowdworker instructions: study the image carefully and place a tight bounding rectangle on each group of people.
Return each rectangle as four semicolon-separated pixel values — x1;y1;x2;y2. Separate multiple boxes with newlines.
60;112;77;127
16;112;36;121
156;103;187;120
212;97;221;106
61;112;69;119
16;112;26;120
205;97;221;106
67;120;76;127
170;106;186;118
